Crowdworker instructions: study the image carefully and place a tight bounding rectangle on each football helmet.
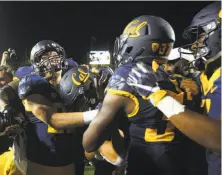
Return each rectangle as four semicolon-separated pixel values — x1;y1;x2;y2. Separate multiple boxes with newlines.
30;40;68;77
182;2;221;64
113;15;175;66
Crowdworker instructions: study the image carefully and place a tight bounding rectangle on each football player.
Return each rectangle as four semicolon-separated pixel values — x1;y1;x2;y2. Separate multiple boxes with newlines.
13;40;78;175
126;2;221;175
83;15;187;175
165;47;208;175
18;40;125;175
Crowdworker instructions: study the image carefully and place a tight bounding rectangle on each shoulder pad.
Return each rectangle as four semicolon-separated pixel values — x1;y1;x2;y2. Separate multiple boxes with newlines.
62;59;79;76
67;59;78;69
106;63;134;93
58;68;85;105
18;74;51;99
14;66;34;80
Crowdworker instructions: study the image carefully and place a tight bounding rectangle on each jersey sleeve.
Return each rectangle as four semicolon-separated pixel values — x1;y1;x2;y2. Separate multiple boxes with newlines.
18;74;51;99
14;66;34;80
106;64;134;94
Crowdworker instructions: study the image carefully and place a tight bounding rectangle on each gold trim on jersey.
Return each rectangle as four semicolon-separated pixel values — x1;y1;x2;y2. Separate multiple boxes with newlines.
218;9;222;18
200;68;221;114
106;89;139;117
200;68;220;96
201;99;211;114
144;119;175;142
13;77;20;81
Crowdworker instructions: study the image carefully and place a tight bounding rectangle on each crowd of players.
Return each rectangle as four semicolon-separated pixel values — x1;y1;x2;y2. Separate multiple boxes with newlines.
0;2;221;175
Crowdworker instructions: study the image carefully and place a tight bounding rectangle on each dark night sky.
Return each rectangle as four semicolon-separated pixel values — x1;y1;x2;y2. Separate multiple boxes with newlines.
0;1;214;64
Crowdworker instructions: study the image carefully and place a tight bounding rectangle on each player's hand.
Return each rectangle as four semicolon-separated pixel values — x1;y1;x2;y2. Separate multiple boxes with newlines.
91;66;114;86
180;78;200;96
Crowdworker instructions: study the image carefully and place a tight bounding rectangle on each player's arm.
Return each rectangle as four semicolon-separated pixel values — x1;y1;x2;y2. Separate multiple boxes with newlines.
83;93;130;152
22;94;98;129
127;62;221;152
22;94;54;121
145;84;220;152
135;87;220;152
46;110;98;129
164;105;221;152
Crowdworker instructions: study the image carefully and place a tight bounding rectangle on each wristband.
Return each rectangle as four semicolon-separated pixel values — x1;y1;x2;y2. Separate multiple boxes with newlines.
156;96;185;118
83;110;98;124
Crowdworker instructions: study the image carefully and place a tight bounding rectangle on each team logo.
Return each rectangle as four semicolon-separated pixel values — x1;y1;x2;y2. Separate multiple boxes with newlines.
123;20;148;38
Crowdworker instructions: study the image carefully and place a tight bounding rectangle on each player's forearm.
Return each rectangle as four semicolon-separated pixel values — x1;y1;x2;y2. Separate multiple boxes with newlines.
50;112;85;129
170;109;221;152
153;95;221;152
83;117;114;153
83;93;125;152
32;105;54;125
50;110;99;129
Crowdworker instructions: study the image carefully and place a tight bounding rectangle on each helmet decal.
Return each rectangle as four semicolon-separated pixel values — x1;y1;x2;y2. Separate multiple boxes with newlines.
123;20;148;38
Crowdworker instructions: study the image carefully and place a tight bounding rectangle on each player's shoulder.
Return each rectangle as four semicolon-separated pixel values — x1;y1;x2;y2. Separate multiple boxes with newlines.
113;63;133;79
67;59;78;69
18;74;51;99
106;63;134;93
14;66;34;80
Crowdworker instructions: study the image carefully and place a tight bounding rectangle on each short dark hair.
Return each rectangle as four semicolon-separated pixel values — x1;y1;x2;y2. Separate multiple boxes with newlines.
0;65;14;79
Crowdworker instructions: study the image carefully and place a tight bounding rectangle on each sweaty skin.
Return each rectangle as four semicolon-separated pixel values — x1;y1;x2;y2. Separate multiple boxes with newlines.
23;93;126;165
169;109;221;152
83;93;134;152
21;94;88;129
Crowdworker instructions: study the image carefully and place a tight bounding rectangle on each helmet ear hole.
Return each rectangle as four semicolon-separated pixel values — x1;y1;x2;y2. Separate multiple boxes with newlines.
62;60;68;69
126;46;133;54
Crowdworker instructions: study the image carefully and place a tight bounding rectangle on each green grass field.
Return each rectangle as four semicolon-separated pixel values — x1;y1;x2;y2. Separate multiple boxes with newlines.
84;165;95;175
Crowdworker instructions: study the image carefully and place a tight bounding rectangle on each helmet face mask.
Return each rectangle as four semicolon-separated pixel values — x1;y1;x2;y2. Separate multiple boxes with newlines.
177;47;205;71
30;40;68;79
113;34;129;66
181;2;221;70
183;19;219;59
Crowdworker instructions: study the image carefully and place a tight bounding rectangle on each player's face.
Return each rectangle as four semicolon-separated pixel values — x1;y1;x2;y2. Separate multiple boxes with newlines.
191;32;206;52
39;51;62;79
40;51;61;68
